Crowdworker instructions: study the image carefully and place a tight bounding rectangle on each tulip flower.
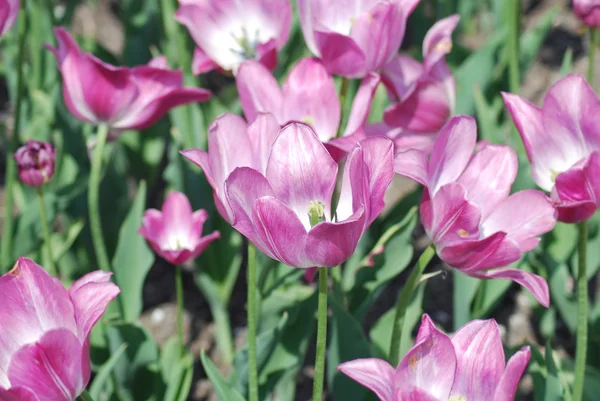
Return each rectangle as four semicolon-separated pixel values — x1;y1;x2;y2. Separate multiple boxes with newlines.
574;0;600;27
47;27;211;131
236;58;380;145
338;314;531;401
0;0;18;37
223;122;394;268
14;140;55;187
181;113;281;222
503;74;600;223
0;258;120;401
395;115;556;307
139;191;220;265
298;0;420;78
175;0;292;75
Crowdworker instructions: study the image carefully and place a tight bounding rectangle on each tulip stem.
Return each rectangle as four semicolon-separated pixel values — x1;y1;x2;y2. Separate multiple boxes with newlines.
247;242;259;401
389;245;435;366
36;187;57;277
588;28;599;85
0;1;27;270
45;0;57;26
573;220;589;401
336;78;350;138
79;390;94;401
88;123;112;273
312;267;329;401
506;0;521;95
175;266;185;358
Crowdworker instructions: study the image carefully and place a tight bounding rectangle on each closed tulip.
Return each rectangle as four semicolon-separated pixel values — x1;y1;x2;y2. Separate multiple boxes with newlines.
14;140;55;187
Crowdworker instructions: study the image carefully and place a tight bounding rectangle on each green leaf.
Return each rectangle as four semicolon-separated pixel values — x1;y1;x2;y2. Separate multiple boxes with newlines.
453;271;479;330
519;7;559;74
200;351;246;401
111;181;155;322
89;343;128;401
161;338;194;401
544;343;564;401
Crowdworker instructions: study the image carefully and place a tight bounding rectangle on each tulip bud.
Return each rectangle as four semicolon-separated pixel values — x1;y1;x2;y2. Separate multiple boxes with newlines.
574;0;600;28
14;140;55;187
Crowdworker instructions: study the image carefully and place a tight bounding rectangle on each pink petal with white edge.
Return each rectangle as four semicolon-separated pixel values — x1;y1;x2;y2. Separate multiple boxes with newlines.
162;191;194;238
471;268;550;308
138;209;167;247
236;61;283;123
8;329;85;401
248;113;283;174
281;58;340;142
69;271;120;339
449;320;505;401
427;115;477;195
394;149;428;186
337;358;396;401
313;30;367;78
493;346;531;401
266;123;337;229
396;314;456;400
342;72;381;137
422;14;460;71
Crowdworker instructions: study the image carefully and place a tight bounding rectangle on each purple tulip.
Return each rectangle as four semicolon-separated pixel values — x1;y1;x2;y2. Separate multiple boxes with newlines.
395;115;556;307
503;74;600;223
338;314;531;401
181;113;281;222
14;140;55;187
47;28;211;131
138;191;220;265
175;0;292;74
298;0;420;78
0;258;120;401
222;122;394;268
0;0;18;37
574;0;600;27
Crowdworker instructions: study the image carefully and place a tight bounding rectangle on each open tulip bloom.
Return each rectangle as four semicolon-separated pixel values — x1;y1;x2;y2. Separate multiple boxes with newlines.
395;115;556;307
139;191;220;266
0;258;120;401
503;74;600;224
47;28;211;132
338;314;531;401
175;0;292;75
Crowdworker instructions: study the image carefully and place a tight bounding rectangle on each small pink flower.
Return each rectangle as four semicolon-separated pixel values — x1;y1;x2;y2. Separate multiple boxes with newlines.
503;74;600;223
223;122;394;268
175;0;292;74
0;258;120;401
138;191;220;265
574;0;600;27
14;140;55;187
0;0;18;37
338;314;531;401
395;115;556;307
298;0;420;78
47;28;211;131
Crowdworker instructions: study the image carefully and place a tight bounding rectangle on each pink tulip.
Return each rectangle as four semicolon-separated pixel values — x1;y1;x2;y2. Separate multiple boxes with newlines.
338;314;531;401
298;0;420;78
0;0;18;37
181;113;281;222
175;0;292;74
47;28;211;131
503;74;600;223
236;58;380;145
0;258;120;401
14;140;55;187
138;191;220;265
223;122;394;268
574;0;600;27
395;116;556;307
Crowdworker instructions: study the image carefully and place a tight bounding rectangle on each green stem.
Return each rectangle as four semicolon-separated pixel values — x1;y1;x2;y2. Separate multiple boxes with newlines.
45;0;57;26
247;243;259;401
36;187;57;277
588;29;599;85
0;1;27;270
389;245;435;365
88;123;112;272
210;301;235;364
336;78;350;139
79;390;94;401
573;220;588;401
312;267;329;401
175;267;185;358
506;0;521;94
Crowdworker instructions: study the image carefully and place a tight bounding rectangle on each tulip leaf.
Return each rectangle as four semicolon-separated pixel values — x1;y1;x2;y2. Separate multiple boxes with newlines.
111;181;155;322
200;351;247;401
452;271;479;330
89;343;128;401
544;343;564;401
161;338;194;401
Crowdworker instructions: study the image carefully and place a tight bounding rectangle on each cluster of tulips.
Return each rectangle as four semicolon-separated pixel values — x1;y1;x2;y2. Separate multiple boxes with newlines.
2;0;600;400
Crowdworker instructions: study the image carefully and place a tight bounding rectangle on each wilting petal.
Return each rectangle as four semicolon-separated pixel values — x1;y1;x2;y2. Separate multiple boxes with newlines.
342;73;381;137
470;268;550;308
236;61;283;123
337;358;396;401
314;30;366;78
449;320;505;401
493;347;531;401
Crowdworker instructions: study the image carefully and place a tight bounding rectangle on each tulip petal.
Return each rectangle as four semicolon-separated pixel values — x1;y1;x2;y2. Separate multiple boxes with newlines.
394;149;429;186
422;14;460;70
192;47;218;75
247;113;281;174
162;192;194;237
314;30;366;78
337;358;396;401
266;123;337;229
8;329;85;401
493;346;531;401
449;320;505;401
236;61;283;123
381;55;423;101
342;72;381;137
0;387;38;401
471;268;550;308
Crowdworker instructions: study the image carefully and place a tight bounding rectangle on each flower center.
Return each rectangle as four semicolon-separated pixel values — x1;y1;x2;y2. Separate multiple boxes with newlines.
229;26;259;60
165;234;191;252
308;200;326;227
